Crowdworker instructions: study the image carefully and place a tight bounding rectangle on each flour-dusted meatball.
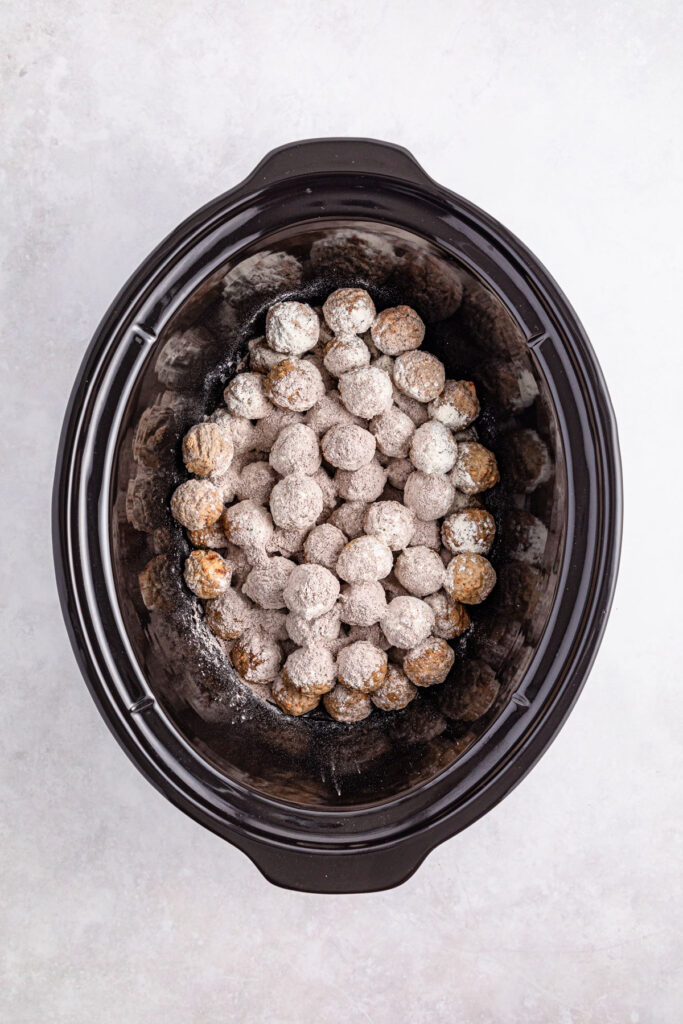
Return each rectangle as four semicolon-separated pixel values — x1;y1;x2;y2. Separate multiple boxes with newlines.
363;501;415;550
371;664;417;712
223;372;272;419
385;457;413;490
322;287;376;336
281;644;336;696
428;380;479;429
501;429;552;493
371;354;394;375
187;520;228;550
409;518;441;550
409;420;458;475
265;301;319;355
424;591;471;639
303;524;347;570
394;546;445;597
252;608;289;642
310;229;396;284
403;637;455;687
445;553;497;604
311;467;338;515
182;422;233;477
304;391;360;435
380;595;435;648
338;366;393;419
389;251;464;323
209;408;258;454
321;423;376;471
450;442;500;495
251;406;304;452
242;556;296;609
171;479;224;530
393;350;446;403
370;305;425;355
322;335;371;377
336;536;393;583
323;684;372;722
272;674;320;716
286;605;342;647
248;336;288;373
283;563;340;620
442;508;496;555
403;471;454;521
339;581;387;627
503;508;548;566
231;630;282;683
183;549;232;599
265;358;325;412
236;461;277;505
337;641;387;693
205;588;254;640
328;501;368;539
269;423;321;476
369;405;415;459
269;473;323;530
334;459;387;502
439;660;500;721
222;500;274;556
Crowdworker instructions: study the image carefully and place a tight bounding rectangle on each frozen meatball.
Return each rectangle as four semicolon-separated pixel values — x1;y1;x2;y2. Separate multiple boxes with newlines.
269;423;321;476
265;301;319;355
248;336;287;373
440;660;500;721
370;305;425;355
323;335;371;377
209;409;257;454
311;467;338;514
445;553;497;604
334;459;387;502
403;471;454;521
236;461;277;505
272;675;320;716
363;501;415;550
269;473;323;530
323;288;376;336
183;549;232;599
205;588;253;640
304;524;347;571
323;684;372;722
385;457;413;490
393;351;445;403
428;380;479;429
265;358;325;412
171;479;223;530
182;422;233;477
252;406;304;452
231;630;282;682
224;372;272;419
450;442;500;495
283;563;340;620
409;421;458;475
394;547;445;597
336;536;393;583
322;423;376;471
283;644;336;695
442;508;496;555
286;605;342;647
380;595;435;648
369;406;415;458
338;366;393;419
409;518;441;550
252;608;288;642
305;391;359;435
242;556;296;609
337;641;387;693
328;501;369;539
339;581;387;626
222;501;274;554
403;636;455;687
371;664;417;711
425;592;471;639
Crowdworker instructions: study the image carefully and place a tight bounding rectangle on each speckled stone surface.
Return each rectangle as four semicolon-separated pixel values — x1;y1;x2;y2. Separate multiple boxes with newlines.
2;2;682;1021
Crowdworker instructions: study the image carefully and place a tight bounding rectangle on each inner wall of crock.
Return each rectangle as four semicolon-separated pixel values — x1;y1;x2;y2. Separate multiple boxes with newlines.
113;221;564;807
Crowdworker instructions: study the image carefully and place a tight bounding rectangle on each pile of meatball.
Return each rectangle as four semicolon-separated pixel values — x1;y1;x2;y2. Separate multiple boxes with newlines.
165;288;499;722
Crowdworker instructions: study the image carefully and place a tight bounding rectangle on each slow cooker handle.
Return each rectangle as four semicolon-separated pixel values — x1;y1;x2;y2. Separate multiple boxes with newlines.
243;137;436;190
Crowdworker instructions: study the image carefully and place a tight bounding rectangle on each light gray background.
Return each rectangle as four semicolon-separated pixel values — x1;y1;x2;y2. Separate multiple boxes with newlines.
2;1;681;1021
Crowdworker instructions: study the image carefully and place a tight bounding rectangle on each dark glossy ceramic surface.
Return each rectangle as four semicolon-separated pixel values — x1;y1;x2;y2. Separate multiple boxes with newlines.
53;139;621;892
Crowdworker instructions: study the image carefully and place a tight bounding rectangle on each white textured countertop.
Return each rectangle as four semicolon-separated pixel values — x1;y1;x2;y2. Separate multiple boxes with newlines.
2;1;681;1021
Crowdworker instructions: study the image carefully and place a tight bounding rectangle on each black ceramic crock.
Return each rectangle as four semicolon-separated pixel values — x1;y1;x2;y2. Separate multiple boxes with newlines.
53;139;622;893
